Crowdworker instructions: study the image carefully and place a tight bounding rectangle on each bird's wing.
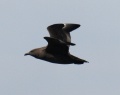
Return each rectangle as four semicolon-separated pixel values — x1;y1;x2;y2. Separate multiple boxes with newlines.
62;24;80;44
47;23;80;46
62;24;80;33
44;37;69;55
47;24;65;41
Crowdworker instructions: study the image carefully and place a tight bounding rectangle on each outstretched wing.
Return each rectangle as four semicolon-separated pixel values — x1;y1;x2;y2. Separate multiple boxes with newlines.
63;24;80;33
47;23;80;46
44;37;69;55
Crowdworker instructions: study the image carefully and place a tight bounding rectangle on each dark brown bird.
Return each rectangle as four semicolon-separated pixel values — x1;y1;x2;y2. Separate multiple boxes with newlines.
25;23;88;64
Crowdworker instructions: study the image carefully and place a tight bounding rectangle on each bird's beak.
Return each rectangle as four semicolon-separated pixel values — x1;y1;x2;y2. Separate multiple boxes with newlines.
24;53;30;56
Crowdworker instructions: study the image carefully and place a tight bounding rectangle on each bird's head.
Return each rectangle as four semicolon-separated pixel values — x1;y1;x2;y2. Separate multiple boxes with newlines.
24;47;45;59
24;49;35;56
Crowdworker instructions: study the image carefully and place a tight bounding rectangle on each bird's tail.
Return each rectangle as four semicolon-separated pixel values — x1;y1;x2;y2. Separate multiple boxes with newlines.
70;54;89;64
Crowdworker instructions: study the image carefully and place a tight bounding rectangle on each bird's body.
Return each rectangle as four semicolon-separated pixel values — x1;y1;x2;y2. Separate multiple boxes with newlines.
27;47;87;64
25;23;88;64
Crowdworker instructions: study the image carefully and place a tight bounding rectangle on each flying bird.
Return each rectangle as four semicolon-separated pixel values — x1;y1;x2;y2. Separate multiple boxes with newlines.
25;23;88;64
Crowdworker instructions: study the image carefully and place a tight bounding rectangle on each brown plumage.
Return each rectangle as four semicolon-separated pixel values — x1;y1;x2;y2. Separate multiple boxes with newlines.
24;23;88;64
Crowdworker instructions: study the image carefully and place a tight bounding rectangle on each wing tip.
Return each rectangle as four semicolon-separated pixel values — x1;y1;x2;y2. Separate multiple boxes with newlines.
47;24;64;30
63;23;81;32
64;23;81;27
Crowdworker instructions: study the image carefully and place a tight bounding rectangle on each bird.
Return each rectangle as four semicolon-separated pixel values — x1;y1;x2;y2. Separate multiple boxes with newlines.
24;23;88;64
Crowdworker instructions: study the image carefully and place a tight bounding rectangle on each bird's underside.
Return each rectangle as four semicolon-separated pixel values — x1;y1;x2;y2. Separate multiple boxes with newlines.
24;23;88;64
37;53;88;64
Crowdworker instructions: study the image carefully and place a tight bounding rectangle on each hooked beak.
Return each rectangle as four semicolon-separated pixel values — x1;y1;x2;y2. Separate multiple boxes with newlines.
24;53;30;56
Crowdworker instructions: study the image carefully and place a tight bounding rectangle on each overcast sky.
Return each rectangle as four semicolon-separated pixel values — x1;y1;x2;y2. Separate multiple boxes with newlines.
0;0;120;95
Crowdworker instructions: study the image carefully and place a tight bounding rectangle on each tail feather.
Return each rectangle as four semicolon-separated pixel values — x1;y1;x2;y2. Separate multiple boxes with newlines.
70;54;89;64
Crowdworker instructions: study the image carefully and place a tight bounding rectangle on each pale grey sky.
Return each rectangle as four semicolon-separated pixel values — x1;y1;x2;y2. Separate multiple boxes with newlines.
0;0;120;95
